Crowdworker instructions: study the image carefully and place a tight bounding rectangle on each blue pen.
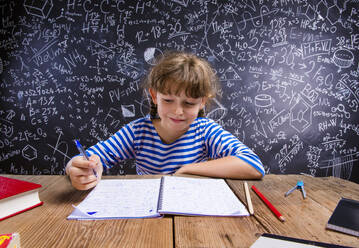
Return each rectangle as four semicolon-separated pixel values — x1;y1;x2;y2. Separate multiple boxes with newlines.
74;140;98;178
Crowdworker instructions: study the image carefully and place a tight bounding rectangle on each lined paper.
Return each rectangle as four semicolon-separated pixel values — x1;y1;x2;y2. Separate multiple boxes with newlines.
158;176;249;216
67;176;249;220
67;179;162;219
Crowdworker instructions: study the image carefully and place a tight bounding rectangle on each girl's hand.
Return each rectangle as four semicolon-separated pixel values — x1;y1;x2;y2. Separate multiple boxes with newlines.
66;154;103;190
174;164;190;175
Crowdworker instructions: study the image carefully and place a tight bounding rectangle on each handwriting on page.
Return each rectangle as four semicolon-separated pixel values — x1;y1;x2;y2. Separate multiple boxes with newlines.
70;179;161;219
160;177;248;216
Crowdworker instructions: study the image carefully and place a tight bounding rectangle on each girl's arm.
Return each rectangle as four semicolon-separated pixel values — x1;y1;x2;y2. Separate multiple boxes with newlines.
66;121;136;190
85;121;136;168
175;156;263;179
176;119;265;179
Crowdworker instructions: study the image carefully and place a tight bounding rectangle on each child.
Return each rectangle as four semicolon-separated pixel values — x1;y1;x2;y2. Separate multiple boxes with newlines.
66;51;264;190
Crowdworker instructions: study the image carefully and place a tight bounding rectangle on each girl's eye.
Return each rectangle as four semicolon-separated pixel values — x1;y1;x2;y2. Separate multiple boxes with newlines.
185;102;195;106
163;99;173;103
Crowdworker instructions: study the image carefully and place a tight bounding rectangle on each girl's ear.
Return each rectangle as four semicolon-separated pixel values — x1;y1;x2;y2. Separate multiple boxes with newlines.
149;88;158;105
200;97;207;109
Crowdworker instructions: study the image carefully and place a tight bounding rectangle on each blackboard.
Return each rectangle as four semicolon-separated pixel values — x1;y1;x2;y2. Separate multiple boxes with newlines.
1;0;358;183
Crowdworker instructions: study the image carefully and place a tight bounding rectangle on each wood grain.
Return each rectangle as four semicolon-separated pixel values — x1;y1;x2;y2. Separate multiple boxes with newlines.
0;174;358;247
227;175;359;248
0;175;172;248
174;215;266;248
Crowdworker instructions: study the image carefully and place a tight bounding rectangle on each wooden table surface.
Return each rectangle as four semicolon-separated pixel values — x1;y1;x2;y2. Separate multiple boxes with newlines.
0;174;358;248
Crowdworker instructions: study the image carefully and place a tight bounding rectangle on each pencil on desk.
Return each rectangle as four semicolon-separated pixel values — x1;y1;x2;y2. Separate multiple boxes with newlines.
251;185;285;222
244;181;254;215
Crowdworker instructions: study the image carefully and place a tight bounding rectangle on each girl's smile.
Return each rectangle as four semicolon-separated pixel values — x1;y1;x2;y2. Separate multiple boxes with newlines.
170;117;185;123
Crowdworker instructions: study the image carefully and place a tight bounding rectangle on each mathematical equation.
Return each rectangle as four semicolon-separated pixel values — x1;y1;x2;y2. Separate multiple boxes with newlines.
0;0;358;182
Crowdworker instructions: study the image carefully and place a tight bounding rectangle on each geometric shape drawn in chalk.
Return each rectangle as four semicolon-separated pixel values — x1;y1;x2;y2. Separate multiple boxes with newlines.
327;5;340;25
316;1;327;21
144;48;163;65
220;66;241;81
89;40;115;58
22;144;37;161
320;152;358;180
24;0;53;19
136;93;151;117
333;49;354;72
305;4;315;21
206;107;227;122
206;99;227;121
121;104;135;117
290;96;312;133
254;94;272;107
254;117;267;138
331;154;353;180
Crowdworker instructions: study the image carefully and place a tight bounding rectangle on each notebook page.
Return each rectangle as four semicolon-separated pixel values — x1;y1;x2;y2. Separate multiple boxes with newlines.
67;178;162;219
158;176;249;216
250;235;318;248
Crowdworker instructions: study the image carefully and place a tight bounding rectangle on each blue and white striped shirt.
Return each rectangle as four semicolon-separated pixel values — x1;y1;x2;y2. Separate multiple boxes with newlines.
87;115;265;176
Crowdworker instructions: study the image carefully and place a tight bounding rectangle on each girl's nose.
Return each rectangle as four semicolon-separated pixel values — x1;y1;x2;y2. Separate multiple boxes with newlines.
175;104;184;115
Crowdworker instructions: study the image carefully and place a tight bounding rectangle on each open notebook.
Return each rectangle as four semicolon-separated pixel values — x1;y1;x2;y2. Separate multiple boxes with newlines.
67;176;249;219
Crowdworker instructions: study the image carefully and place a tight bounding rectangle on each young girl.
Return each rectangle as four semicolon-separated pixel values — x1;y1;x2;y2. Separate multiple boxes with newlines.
66;51;264;190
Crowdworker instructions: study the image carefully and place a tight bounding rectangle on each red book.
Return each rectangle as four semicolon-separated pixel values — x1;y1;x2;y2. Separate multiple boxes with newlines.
0;176;43;221
0;233;21;248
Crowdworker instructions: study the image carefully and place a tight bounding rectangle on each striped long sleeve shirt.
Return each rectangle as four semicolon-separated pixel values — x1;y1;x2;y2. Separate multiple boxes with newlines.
86;115;265;176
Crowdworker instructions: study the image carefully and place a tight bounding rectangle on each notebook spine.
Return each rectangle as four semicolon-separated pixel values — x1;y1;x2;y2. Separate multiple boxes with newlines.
326;223;359;237
157;177;165;211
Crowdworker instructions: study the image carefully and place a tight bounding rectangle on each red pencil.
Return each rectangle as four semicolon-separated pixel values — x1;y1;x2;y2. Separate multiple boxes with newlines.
251;185;285;222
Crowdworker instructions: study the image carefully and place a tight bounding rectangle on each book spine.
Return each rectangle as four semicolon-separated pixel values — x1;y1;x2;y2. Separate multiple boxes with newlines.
326;223;359;237
0;201;43;221
157;177;165;212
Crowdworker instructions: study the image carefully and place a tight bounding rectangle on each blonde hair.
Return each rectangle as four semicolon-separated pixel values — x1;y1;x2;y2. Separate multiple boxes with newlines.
143;51;219;118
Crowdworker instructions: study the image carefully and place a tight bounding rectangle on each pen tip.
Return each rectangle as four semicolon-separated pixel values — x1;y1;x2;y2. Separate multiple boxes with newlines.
279;216;285;222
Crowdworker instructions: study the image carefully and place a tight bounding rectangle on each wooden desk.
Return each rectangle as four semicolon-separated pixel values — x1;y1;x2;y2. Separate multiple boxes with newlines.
0;174;358;247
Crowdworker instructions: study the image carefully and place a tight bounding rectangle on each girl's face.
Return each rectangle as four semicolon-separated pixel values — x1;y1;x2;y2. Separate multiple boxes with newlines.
149;88;206;133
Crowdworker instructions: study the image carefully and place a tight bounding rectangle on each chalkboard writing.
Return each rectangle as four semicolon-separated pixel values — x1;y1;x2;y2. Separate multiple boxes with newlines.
0;0;358;182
